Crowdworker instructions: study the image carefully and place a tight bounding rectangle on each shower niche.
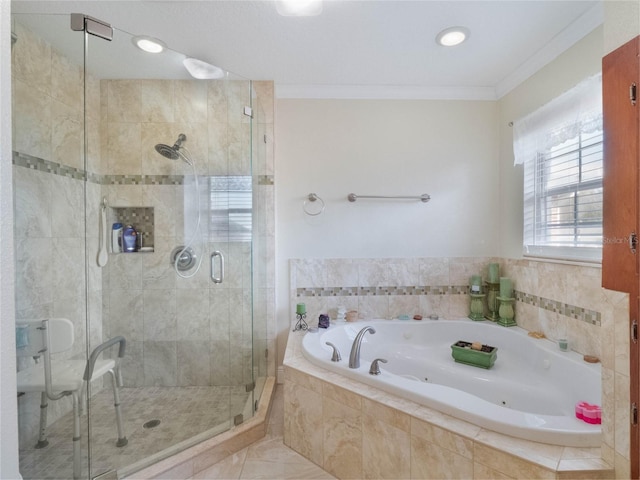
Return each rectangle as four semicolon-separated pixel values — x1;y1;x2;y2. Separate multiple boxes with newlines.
109;206;155;252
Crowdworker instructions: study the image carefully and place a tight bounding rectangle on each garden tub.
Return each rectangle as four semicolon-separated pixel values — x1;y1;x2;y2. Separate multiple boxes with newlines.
301;319;601;447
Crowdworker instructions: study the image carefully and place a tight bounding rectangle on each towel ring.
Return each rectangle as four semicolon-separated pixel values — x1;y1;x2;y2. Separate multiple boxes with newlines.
303;193;325;216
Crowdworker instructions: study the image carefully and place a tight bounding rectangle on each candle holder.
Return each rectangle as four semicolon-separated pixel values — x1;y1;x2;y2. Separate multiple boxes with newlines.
497;297;516;327
485;281;500;321
293;312;308;332
469;293;486;321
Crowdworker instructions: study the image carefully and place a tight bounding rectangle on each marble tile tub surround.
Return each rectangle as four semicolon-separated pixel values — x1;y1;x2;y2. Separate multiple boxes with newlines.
290;257;609;357
283;330;614;480
290;257;631;476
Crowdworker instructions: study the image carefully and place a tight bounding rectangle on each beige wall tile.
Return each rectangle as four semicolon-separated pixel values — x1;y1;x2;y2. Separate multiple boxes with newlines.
411;435;473;479
474;444;555;479
174;80;208;124
411;418;473;458
51;99;82;169
362;413;410;479
107;80;142;123
614;451;631;479
286;380;324;466
323;396;362;479
141;80;175;123
363;397;410;432
473;461;515;479
13;78;52;160
323;383;362;411
418;258;450;286
613;372;630;459
12;21;52;94
51;48;82;112
107;122;142;175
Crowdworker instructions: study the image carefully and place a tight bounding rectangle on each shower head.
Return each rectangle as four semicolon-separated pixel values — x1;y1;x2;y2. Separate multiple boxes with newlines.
155;143;180;160
155;134;190;164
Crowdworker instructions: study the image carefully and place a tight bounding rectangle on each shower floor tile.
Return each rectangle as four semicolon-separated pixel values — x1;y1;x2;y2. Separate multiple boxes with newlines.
19;386;249;480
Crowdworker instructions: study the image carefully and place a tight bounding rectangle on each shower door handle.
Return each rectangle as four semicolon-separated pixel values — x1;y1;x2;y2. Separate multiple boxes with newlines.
211;251;224;284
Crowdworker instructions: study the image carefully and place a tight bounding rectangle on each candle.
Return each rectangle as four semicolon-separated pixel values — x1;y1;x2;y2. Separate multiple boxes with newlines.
499;277;513;298
470;275;482;294
296;303;306;315
488;263;499;283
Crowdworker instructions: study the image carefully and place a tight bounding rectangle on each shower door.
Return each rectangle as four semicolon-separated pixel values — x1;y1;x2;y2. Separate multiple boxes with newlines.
83;18;258;479
12;11;259;480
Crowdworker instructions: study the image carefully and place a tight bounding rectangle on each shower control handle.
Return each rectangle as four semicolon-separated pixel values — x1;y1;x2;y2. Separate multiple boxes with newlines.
211;251;224;284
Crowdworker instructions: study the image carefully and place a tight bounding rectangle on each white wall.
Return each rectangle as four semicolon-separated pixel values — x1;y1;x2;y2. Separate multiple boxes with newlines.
604;0;640;55
275;98;499;365
0;2;21;479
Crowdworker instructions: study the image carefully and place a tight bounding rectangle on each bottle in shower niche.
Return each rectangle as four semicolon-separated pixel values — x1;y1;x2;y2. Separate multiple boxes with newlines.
122;225;138;252
111;223;123;253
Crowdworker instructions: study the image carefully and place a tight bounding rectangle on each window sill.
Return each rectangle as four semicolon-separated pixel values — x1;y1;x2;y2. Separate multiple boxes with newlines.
522;253;602;268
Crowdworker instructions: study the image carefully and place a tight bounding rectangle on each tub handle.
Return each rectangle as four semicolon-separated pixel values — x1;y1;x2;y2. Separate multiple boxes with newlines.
369;358;388;375
325;342;342;362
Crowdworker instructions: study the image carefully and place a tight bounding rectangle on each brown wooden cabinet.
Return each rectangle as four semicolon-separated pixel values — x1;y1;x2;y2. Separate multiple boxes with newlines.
602;36;639;292
602;35;640;478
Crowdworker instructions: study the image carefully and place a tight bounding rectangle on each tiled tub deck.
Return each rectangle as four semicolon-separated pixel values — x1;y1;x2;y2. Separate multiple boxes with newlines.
283;328;614;480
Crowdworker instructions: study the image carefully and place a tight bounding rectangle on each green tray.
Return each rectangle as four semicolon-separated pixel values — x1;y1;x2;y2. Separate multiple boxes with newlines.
451;341;498;369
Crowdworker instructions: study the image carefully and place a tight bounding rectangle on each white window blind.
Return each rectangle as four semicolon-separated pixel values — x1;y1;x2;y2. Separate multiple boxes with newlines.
514;74;603;263
209;175;252;243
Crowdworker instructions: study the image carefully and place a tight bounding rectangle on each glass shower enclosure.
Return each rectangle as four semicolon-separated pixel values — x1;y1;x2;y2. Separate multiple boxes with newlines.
12;12;267;479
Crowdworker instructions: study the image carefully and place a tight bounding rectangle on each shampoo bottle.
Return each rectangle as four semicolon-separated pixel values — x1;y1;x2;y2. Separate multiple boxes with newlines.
122;225;138;252
111;223;123;253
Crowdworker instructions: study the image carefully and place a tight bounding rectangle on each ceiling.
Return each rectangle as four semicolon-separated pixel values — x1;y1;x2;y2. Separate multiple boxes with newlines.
11;0;602;99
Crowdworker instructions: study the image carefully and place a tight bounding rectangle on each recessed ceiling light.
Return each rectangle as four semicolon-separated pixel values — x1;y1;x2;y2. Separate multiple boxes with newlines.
276;0;323;16
436;27;470;47
132;35;166;54
183;58;225;79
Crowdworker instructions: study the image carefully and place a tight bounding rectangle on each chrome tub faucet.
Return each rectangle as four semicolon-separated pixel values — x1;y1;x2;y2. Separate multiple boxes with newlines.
349;326;376;368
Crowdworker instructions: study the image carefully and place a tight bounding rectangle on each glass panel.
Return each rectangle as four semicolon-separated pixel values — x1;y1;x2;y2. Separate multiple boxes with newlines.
12;13;91;480
251;84;270;407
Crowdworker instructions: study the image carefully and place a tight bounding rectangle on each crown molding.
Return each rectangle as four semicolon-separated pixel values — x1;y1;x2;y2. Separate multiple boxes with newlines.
276;84;496;100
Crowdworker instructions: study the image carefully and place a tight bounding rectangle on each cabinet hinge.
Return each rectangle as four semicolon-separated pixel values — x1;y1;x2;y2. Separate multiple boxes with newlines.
632;319;638;343
631;83;637;106
632;403;638;426
629;232;637;254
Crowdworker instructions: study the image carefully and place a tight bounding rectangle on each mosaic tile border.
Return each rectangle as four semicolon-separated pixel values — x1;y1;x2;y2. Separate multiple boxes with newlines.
296;285;467;297
296;285;601;326
13;151;86;181
514;290;601;326
12;153;276;188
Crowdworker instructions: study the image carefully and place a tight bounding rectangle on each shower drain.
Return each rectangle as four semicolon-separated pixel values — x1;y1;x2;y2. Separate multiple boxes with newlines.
143;419;161;429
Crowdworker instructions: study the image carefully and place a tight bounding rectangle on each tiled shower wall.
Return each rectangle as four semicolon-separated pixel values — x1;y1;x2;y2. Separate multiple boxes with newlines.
290;256;630;472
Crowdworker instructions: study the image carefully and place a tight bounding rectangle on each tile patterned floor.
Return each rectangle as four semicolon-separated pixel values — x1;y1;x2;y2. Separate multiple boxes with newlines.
19;386;249;480
191;385;336;480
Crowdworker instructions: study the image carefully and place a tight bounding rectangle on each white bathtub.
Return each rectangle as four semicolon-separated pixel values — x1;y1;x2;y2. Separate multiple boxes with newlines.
301;319;601;447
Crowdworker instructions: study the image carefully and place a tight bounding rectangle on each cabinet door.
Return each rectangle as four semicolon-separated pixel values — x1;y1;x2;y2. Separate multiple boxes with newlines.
602;36;639;293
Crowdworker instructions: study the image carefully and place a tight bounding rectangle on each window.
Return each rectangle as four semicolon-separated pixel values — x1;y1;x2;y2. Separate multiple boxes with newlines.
208;175;253;243
514;74;603;262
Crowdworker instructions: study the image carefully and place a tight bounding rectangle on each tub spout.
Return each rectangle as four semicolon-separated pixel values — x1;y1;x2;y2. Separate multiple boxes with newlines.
349;326;376;368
